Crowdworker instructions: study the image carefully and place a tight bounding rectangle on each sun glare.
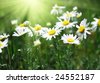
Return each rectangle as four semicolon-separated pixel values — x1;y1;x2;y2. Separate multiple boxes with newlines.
15;0;46;22
19;0;40;8
22;0;37;6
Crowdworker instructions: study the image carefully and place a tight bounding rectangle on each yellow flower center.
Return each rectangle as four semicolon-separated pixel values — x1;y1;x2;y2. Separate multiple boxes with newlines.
19;24;26;27
62;20;70;26
48;30;56;35
0;42;3;47
78;25;85;33
98;19;100;27
67;38;74;42
34;25;42;31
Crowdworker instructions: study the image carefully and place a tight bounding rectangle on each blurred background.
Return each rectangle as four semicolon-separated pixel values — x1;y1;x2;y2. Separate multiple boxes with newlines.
0;0;100;32
0;0;100;70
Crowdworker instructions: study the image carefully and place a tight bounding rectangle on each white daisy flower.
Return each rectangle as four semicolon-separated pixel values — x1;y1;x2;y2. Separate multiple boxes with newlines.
51;4;65;15
20;21;33;37
32;24;47;35
60;11;76;19
14;22;29;33
0;33;9;40
42;27;61;40
34;39;41;46
91;18;100;32
59;6;82;19
13;21;33;37
13;27;28;37
76;19;91;39
17;22;28;29
60;11;82;19
56;17;77;30
61;34;80;45
0;39;8;53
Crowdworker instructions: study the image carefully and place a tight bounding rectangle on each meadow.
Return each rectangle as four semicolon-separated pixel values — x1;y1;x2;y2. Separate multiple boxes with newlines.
0;0;100;70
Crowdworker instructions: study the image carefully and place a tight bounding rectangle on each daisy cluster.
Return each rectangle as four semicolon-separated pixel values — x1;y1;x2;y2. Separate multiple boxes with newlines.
11;4;100;45
1;4;100;53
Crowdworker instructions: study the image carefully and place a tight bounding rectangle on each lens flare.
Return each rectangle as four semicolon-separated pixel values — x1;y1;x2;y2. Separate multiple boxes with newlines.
0;0;61;24
21;0;39;7
23;0;34;5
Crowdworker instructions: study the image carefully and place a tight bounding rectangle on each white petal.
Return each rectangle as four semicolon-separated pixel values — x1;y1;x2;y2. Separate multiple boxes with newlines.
86;31;91;34
0;49;2;53
75;40;80;45
13;32;19;36
84;33;87;39
80;19;87;26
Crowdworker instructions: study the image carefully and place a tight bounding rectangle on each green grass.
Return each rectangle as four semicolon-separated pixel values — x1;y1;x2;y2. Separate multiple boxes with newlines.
0;0;100;70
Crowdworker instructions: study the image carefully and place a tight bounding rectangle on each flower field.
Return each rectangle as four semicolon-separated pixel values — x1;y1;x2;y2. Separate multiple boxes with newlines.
0;0;100;70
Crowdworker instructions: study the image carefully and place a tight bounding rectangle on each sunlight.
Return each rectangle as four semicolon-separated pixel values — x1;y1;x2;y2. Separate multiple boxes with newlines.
23;0;34;5
20;0;41;8
15;0;46;22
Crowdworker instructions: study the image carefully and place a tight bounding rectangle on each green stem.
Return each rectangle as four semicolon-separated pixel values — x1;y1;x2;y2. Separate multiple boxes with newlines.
53;39;62;69
7;47;11;69
36;47;43;69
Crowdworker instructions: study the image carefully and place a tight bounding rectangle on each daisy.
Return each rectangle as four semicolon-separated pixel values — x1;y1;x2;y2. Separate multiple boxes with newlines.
60;11;82;20
60;6;82;19
60;11;77;19
17;23;28;29
0;39;8;53
13;27;28;37
20;21;34;37
61;34;80;45
16;21;31;30
14;21;29;34
0;33;9;40
56;17;77;30
32;24;47;35
13;21;33;37
91;18;100;32
51;4;65;15
42;27;61;40
76;19;91;39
